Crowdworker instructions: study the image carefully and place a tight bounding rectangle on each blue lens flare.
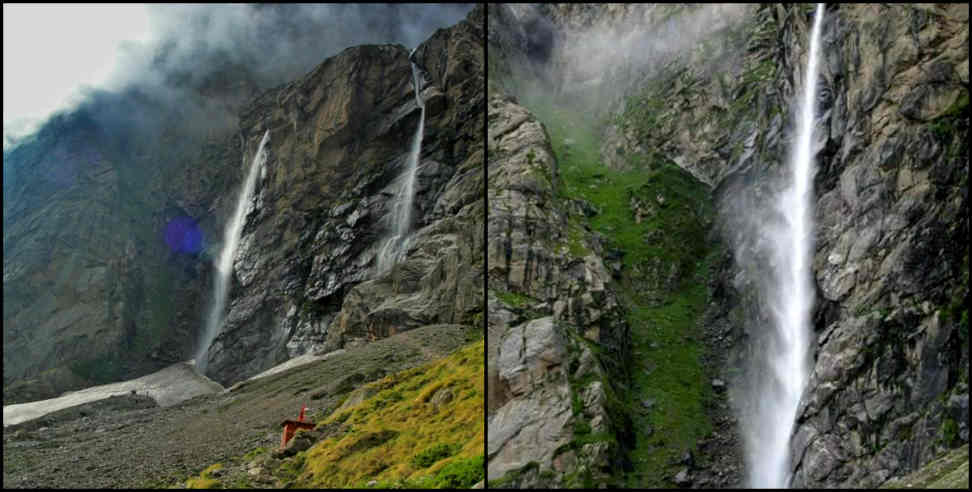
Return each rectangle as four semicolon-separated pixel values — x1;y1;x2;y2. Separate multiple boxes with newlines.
164;216;203;254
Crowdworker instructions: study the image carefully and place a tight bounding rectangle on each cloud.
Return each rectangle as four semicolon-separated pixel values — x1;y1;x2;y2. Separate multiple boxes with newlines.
3;4;474;149
557;5;749;85
497;4;751;113
2;4;154;148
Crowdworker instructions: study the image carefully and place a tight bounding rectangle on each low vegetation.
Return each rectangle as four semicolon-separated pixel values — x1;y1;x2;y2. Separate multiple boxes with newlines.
881;443;969;489
523;90;718;487
185;464;223;489
182;339;485;489
297;339;484;488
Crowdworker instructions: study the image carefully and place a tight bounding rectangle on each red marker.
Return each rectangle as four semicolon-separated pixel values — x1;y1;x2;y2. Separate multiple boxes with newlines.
280;404;314;449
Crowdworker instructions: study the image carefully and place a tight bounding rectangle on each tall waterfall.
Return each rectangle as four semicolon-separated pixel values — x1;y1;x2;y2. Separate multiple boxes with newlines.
745;4;824;488
377;52;425;273
195;129;270;373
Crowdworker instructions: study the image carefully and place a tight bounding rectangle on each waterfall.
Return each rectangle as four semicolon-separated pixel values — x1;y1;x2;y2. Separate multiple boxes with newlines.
377;51;425;273
745;4;824;488
194;129;270;373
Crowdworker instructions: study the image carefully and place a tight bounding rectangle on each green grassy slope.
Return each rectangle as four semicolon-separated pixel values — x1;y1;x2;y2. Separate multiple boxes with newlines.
881;444;969;489
522;91;718;487
183;338;485;489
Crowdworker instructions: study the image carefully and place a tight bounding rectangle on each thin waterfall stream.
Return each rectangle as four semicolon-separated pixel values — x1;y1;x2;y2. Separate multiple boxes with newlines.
195;129;271;374
377;51;425;273
744;4;824;488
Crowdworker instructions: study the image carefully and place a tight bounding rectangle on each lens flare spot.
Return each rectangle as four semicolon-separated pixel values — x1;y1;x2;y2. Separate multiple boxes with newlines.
164;216;203;254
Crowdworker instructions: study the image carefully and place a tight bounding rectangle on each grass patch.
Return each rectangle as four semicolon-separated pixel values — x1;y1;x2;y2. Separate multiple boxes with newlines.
622;261;716;487
493;290;536;310
521;89;717;488
882;443;969;489
242;447;267;462
527;99;711;275
430;454;484;488
275;452;306;484
186;463;223;489
487;461;539;488
566;215;593;257
410;443;461;469
281;340;484;488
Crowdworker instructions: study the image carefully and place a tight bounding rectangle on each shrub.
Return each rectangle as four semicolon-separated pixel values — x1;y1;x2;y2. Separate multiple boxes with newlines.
410;443;460;468
185;463;223;489
433;455;484;488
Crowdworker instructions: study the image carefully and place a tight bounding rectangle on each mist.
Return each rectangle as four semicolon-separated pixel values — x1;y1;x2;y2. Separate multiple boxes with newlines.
497;4;751;118
3;3;474;150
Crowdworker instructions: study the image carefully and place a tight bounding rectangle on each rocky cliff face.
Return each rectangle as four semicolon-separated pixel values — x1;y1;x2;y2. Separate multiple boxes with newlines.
488;3;968;488
203;6;484;385
3;75;258;402
3;6;483;397
773;5;967;487
486;89;631;486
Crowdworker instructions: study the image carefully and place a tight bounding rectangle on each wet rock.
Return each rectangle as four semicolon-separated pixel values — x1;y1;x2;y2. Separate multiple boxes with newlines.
489;3;968;490
201;8;485;385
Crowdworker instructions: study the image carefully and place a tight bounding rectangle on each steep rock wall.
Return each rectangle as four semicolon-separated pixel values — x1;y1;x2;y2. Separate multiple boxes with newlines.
488;2;968;488
3;6;484;398
3;73;259;402
202;6;485;385
606;3;969;488
486;89;630;488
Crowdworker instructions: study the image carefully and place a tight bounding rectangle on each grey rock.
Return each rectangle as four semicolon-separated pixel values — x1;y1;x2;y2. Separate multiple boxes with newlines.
430;387;455;409
488;4;968;490
674;468;692;487
680;450;695;468
497;317;567;397
202;13;485;385
486;87;629;488
276;430;320;458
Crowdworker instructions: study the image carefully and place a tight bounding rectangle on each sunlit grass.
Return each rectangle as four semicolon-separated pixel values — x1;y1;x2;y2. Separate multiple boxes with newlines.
294;340;485;488
185;463;222;489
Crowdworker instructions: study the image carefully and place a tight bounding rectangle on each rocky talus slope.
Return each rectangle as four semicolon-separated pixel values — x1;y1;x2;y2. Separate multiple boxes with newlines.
182;336;484;489
3;6;484;397
487;3;968;488
2;325;476;488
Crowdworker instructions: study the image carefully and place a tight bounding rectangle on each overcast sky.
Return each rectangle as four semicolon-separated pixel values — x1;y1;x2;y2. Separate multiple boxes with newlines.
3;4;154;147
2;3;472;149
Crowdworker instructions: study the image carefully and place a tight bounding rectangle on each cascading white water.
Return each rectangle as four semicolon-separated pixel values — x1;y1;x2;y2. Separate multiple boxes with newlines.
377;51;425;273
745;4;824;488
195;129;270;373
